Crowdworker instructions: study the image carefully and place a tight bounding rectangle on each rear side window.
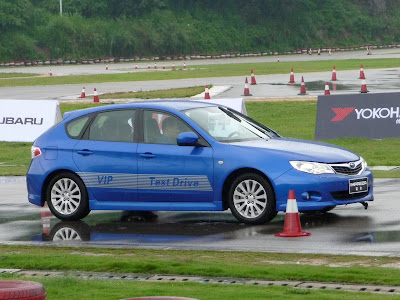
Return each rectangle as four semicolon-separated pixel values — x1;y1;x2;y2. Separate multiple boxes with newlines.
66;116;90;138
88;110;135;143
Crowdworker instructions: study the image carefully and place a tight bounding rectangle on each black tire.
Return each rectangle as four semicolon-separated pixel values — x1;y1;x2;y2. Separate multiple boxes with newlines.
46;172;90;221
228;173;277;225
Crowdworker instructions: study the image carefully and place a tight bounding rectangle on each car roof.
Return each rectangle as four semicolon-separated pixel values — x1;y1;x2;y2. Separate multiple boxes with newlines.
64;100;217;120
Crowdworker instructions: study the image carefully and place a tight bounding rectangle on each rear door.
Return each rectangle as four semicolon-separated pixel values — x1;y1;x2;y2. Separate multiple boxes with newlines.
72;109;138;203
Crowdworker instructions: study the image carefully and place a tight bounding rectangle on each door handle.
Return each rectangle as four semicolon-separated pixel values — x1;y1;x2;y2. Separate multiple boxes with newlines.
140;153;156;159
77;150;93;156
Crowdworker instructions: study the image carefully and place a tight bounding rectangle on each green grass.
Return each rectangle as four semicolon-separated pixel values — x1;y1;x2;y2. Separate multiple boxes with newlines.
2;246;400;287
0;58;399;87
1;101;399;176
0;73;39;78
372;170;400;178
0;275;391;300
100;85;209;99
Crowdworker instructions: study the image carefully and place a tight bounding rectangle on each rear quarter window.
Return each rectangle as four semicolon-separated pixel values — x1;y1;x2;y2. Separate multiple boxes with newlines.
66;116;90;138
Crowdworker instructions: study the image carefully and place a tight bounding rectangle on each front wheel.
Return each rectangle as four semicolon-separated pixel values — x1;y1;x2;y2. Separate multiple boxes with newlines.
228;173;277;225
46;172;90;221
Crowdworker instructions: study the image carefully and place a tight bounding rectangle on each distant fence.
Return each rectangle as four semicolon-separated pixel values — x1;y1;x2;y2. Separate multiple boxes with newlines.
1;43;399;68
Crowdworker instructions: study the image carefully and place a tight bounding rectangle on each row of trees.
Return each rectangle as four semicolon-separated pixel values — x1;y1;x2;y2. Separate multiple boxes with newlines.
1;0;400;61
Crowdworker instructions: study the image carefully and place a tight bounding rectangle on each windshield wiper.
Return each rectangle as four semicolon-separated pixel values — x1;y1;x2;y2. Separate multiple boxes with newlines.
219;107;241;122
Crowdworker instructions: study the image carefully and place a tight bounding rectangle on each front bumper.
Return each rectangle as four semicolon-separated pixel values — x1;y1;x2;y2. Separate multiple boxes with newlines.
274;168;374;211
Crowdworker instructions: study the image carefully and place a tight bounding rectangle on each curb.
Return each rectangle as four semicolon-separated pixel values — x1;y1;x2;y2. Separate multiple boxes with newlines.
2;269;399;295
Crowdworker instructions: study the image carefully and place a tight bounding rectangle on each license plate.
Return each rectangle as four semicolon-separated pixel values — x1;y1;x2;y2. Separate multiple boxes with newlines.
349;177;368;194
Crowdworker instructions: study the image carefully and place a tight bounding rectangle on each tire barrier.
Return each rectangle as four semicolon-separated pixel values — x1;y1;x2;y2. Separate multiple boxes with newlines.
0;281;46;300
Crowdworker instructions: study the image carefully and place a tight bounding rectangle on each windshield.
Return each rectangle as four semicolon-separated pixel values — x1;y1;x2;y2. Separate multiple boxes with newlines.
184;106;280;142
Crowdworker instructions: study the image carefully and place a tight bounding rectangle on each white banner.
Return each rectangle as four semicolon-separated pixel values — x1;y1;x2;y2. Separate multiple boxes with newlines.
194;98;248;115
0;100;62;142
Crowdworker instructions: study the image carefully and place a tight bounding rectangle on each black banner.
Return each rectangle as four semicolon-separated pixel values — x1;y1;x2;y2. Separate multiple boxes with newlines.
315;93;400;140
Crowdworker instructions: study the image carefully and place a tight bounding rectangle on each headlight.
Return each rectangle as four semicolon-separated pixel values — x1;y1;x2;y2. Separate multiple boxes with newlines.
360;156;368;169
290;161;334;175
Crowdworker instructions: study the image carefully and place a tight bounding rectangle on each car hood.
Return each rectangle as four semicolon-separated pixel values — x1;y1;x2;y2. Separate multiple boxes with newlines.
229;138;359;163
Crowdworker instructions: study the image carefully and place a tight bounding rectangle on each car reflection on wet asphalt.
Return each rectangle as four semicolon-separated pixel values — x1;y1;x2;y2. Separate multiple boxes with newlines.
2;178;400;255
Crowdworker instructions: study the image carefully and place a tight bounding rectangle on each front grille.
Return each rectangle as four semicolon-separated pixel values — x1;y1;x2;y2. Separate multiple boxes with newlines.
331;189;369;200
330;162;362;176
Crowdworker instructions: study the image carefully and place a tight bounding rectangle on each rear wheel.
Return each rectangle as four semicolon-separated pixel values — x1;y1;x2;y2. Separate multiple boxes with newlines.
228;173;277;224
46;172;90;221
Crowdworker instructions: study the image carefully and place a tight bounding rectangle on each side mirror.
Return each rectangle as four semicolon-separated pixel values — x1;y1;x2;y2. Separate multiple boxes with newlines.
177;132;199;146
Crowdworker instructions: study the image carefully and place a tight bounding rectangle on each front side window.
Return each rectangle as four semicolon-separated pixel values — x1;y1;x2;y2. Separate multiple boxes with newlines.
143;110;193;145
184;106;278;142
88;110;135;143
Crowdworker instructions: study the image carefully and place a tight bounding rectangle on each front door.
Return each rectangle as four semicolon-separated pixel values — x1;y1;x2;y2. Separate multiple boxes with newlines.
137;110;214;209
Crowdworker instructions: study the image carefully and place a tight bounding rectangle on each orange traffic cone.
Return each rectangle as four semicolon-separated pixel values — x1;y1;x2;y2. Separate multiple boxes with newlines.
79;87;86;99
360;79;369;93
204;85;211;99
275;190;311;237
324;82;330;95
289;68;295;83
359;64;365;79
298;76;307;95
242;77;252;96
154;63;157;69
93;88;100;103
40;202;52;236
172;63;175;70
49;69;53;76
331;65;337;81
250;69;257;85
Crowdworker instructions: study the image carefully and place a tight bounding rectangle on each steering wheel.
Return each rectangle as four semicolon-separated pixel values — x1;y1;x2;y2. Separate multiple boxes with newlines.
228;131;240;138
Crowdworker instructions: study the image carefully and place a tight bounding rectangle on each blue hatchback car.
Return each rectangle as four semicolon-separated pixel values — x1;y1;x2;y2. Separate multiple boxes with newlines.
27;101;373;224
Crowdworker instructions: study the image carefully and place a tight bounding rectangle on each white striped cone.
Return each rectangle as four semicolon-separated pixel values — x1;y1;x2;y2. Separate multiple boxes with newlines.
154;63;157;69
184;63;187;70
298;76;307;95
79;87;86;98
275;190;311;237
204;85;210;99
250;69;257;85
93;88;100;103
49;69;52;76
289;68;295;83
40;202;52;235
172;63;175;70
325;82;330;95
242;77;252;96
332;65;337;81
359;64;365;79
162;63;165;69
135;64;138;69
360;79;369;93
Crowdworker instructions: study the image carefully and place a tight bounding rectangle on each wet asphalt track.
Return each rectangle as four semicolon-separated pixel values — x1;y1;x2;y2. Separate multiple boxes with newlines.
1;48;400;99
1;49;400;255
1;177;400;256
